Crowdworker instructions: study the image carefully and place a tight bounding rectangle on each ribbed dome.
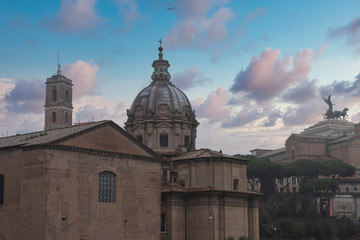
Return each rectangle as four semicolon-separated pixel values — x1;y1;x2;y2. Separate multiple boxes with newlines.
128;44;193;115
125;43;199;157
129;81;192;113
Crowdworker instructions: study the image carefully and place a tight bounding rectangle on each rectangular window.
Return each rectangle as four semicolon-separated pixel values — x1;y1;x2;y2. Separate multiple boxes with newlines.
291;149;295;161
161;214;166;232
292;176;297;185
233;179;239;191
184;136;190;147
99;171;116;203
160;134;168;147
52;112;56;123
52;89;57;102
0;174;4;205
279;178;284;185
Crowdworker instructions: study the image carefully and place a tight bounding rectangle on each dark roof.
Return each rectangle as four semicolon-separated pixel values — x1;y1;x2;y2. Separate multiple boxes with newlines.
0;120;160;159
0;121;107;148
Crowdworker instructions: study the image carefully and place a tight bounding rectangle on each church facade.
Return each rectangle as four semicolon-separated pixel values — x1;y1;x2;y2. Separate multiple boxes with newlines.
0;45;260;240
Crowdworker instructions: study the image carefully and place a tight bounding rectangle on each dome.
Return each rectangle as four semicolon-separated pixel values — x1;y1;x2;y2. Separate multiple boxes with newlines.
125;43;199;157
128;44;194;117
129;81;192;114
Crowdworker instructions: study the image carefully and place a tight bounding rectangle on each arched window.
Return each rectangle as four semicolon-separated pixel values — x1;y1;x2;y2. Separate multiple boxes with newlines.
292;187;296;193
65;112;69;124
98;171;116;203
52;112;56;123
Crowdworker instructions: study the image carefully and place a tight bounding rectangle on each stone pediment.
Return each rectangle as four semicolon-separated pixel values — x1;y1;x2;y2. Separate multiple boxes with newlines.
132;124;145;131
55;123;156;158
155;122;172;128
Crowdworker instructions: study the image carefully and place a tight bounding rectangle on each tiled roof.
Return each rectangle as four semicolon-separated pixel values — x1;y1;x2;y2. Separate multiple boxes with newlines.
171;148;247;161
0;121;108;148
0;120;161;159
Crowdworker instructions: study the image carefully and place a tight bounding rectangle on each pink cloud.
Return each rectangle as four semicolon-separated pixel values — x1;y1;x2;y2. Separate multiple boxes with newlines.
222;105;263;128
171;66;210;90
113;0;142;33
314;43;329;59
202;7;234;43
43;0;104;32
164;0;234;48
4;78;45;114
243;7;265;23
193;87;231;123
328;17;360;54
63;60;99;99
230;47;313;101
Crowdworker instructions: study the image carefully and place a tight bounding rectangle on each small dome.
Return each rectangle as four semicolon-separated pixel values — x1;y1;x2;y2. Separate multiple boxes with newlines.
129;81;192;113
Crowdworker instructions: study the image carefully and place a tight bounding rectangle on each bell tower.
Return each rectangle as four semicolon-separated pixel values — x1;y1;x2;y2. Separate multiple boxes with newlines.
44;61;73;130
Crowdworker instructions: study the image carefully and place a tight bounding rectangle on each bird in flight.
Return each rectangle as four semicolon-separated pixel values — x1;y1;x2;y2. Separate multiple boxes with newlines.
167;7;176;11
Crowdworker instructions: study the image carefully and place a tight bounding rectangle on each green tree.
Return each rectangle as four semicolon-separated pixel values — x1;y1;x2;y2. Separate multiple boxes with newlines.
241;155;285;199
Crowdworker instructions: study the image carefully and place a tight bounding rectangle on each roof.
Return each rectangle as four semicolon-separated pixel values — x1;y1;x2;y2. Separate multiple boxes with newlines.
129;81;192;113
260;147;286;158
170;148;248;162
161;183;262;196
288;133;338;141
0;121;105;148
0;120;161;159
128;49;193;114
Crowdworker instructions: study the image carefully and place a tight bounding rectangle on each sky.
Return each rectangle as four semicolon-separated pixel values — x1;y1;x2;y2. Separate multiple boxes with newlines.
1;0;360;154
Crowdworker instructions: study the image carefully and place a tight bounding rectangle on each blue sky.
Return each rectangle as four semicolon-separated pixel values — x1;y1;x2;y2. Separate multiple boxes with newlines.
1;0;360;154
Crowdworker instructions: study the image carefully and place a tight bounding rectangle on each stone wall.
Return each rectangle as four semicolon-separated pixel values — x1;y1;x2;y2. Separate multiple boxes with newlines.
0;147;161;240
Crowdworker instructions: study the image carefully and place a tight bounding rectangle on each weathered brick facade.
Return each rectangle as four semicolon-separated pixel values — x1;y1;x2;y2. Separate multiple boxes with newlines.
0;121;161;240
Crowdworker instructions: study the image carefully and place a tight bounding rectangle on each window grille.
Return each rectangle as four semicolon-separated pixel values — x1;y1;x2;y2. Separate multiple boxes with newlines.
98;171;116;203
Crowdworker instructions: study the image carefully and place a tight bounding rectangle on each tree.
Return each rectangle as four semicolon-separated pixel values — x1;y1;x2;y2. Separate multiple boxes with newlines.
320;160;355;179
241;155;285;199
238;154;356;202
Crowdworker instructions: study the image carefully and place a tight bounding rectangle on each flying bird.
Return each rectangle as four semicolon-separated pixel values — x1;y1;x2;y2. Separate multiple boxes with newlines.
167;7;176;11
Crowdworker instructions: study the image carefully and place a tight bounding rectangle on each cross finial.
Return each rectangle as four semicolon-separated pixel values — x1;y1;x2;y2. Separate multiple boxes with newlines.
158;38;163;47
57;52;62;74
